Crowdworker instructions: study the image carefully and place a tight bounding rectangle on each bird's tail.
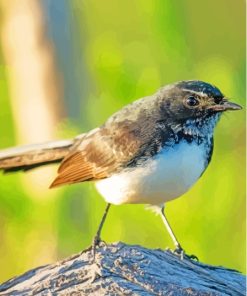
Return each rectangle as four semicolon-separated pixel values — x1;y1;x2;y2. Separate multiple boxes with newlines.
0;138;78;173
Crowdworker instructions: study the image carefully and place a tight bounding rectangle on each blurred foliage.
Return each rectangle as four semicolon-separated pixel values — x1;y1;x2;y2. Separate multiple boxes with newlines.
0;0;245;282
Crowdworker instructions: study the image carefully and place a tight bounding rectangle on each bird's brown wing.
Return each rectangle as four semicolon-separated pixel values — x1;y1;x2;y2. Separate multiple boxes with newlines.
50;94;164;188
49;122;144;188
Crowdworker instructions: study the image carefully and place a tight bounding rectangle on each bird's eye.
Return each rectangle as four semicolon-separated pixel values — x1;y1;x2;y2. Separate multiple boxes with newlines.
214;96;223;104
185;96;199;107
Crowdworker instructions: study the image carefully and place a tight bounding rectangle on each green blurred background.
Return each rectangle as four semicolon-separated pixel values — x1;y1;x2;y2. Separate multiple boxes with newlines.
0;0;245;282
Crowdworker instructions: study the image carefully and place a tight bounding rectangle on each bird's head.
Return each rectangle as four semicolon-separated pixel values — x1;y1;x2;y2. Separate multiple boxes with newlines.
158;80;242;134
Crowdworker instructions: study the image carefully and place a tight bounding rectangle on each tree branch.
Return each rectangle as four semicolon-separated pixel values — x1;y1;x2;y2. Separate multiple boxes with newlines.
0;242;245;295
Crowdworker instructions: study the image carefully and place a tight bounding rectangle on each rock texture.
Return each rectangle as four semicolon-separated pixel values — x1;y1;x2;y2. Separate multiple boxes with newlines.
0;242;245;295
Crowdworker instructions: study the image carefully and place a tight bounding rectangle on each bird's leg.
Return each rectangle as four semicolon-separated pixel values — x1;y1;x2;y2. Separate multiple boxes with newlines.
160;205;198;261
92;203;111;255
160;205;184;256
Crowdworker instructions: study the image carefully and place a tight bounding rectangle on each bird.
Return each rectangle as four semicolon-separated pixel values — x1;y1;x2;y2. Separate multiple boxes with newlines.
0;80;242;257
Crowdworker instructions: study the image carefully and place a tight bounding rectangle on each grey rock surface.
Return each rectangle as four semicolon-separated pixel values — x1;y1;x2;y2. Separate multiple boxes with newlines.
0;242;245;296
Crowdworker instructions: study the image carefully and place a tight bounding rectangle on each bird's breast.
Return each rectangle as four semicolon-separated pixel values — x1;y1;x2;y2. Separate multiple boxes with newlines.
95;140;208;205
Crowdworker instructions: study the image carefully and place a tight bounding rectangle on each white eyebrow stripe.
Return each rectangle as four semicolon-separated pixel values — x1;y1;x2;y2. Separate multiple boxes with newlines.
182;89;208;97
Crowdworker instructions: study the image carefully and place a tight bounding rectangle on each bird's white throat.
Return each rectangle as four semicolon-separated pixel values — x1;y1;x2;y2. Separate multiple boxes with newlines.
173;113;221;138
95;140;207;205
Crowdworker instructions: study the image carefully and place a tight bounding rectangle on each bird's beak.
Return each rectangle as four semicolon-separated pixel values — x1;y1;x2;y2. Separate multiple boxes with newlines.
208;98;242;112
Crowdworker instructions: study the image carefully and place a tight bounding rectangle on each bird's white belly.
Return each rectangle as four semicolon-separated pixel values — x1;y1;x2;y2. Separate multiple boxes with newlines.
95;141;206;205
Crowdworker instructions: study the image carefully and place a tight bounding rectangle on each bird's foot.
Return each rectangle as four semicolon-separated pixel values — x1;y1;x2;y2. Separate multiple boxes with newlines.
167;246;199;261
91;236;107;262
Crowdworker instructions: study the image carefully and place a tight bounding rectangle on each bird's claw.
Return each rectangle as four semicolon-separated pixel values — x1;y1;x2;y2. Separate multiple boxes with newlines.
174;246;185;260
91;236;107;262
167;246;199;261
186;253;199;261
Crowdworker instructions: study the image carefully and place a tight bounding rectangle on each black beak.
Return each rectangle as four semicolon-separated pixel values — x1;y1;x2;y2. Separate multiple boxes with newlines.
208;99;242;112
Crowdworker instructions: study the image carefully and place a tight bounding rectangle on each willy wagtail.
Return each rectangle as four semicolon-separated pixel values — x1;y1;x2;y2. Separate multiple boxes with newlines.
0;80;242;256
